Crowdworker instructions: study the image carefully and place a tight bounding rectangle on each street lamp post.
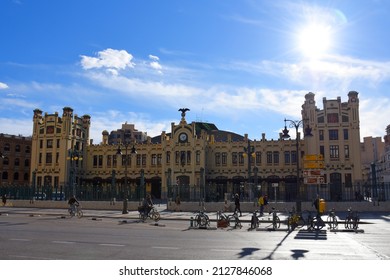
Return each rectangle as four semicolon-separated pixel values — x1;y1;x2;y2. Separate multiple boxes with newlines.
243;139;256;200
281;118;312;211
117;140;137;214
67;147;83;197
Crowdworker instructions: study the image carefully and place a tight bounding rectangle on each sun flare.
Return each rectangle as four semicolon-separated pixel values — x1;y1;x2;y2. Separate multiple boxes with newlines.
297;23;332;59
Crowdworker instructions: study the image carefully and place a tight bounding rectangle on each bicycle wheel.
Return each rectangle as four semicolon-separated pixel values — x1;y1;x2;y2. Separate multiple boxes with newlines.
327;216;337;229
140;212;147;222
273;216;280;230
151;211;160;222
287;217;295;231
194;214;201;227
297;216;305;228
344;217;352;229
77;209;83;218
353;217;359;229
199;216;208;227
204;214;210;227
250;216;257;229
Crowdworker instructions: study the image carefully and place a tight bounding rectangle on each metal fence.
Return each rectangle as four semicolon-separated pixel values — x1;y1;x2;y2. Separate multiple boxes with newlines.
1;182;389;203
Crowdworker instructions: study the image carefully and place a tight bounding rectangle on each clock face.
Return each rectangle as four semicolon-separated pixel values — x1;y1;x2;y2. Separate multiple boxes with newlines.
179;133;187;142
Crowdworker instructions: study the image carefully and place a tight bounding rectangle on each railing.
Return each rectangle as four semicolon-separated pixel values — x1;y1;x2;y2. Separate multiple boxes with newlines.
1;182;389;202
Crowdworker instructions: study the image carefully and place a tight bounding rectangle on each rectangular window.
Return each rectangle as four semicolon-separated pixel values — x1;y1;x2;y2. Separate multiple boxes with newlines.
238;152;244;165
327;113;339;123
343;129;349;140
215;153;221;166
46;153;52;164
107;155;112;167
284;151;290;164
157;154;162;166
166;151;170;164
273;151;279;165
319;130;324;141
137;154;141;166
329;129;338;140
151;154;157;166
98;155;103;167
93;155;98;168
222;152;227;165
113;155;117;168
196;151;200;165
345;145;350;159
232;152;238;165
330;145;339;159
142;154;147;166
255;152;261;165
291;151;297;164
266;151;272;164
320;146;325;158
47;140;53;148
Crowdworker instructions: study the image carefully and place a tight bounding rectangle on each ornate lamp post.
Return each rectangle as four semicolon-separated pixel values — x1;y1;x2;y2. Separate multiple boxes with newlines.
281;118;312;211
243;139;256;197
67;147;83;197
116;138;137;214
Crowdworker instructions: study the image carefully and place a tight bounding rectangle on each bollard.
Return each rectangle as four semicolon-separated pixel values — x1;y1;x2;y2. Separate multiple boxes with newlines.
122;199;128;214
190;217;194;228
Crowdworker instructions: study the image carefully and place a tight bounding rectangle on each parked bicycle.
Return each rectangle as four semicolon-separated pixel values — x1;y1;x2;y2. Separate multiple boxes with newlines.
326;208;338;229
250;210;261;229
345;208;359;229
68;204;83;218
287;208;305;231
305;210;325;230
269;207;281;230
228;211;242;229
194;210;210;228
138;206;161;222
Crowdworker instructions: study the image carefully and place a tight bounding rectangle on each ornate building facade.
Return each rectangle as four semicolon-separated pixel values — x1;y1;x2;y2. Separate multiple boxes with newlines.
29;92;363;202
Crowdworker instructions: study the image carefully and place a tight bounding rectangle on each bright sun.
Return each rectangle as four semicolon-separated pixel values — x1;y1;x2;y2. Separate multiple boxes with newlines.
297;23;332;59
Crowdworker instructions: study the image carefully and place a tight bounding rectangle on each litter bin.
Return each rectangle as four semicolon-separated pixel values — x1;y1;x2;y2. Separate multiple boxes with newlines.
319;199;326;214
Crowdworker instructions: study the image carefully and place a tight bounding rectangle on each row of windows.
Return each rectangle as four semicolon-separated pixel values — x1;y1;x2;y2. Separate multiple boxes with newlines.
92;151;202;168
2;143;31;153
36;144;351;168
320;145;350;160
318;113;349;124
1;171;29;181
319;129;349;141
1;158;30;167
215;151;297;166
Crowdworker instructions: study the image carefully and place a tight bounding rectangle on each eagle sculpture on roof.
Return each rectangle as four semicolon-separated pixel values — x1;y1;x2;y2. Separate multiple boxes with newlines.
178;108;190;119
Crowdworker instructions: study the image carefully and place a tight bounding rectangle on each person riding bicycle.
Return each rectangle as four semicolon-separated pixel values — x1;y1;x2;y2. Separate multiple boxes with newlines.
68;196;80;215
142;194;153;217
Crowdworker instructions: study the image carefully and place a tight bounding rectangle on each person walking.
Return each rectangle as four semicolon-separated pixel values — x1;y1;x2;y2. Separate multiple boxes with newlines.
2;194;7;206
234;193;242;216
258;195;265;216
175;194;181;212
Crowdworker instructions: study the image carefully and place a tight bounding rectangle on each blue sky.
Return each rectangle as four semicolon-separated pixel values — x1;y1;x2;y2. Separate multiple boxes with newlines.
1;0;389;143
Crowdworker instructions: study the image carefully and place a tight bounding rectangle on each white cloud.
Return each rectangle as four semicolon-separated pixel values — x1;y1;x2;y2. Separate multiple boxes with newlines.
148;54;163;73
0;118;32;137
0;82;9;90
80;48;135;71
89;110;171;143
